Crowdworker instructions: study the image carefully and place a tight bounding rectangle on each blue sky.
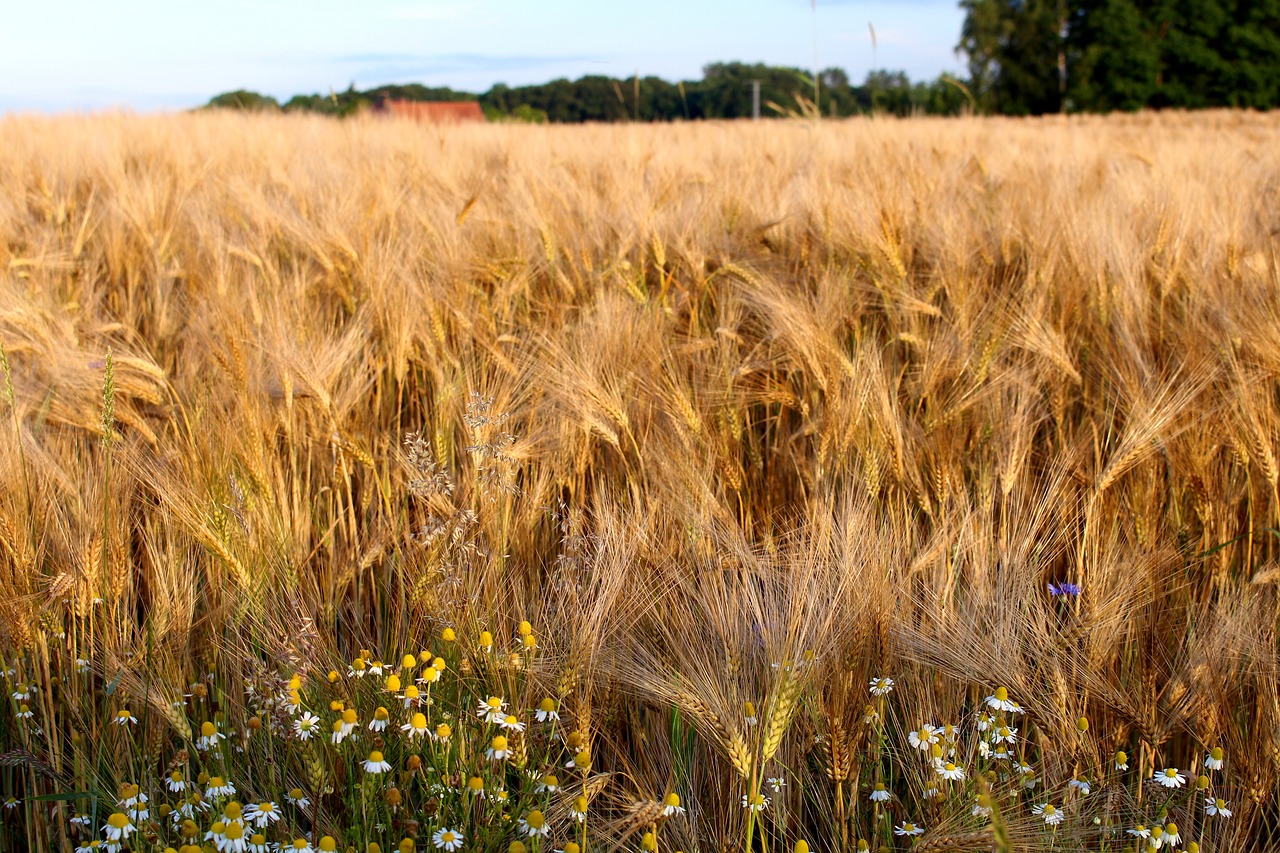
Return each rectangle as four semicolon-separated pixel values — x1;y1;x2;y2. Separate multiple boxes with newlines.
0;1;966;112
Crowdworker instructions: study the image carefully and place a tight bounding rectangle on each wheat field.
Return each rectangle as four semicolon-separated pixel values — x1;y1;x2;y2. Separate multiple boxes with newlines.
0;110;1278;852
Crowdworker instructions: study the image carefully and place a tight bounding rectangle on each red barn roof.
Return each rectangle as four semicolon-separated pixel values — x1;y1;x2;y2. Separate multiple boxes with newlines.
381;100;485;123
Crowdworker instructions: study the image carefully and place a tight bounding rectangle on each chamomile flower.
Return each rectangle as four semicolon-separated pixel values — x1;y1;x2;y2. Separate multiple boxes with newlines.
340;708;359;736
486;735;510;761
985;687;1022;714
1164;823;1181;845
196;721;226;751
535;698;560;722
537;774;560;793
863;704;879;724
741;793;769;812
287;839;315;853
433;827;464;852
294;712;321;740
102;813;135;842
75;843;102;853
223;821;250;852
972;794;993;818
117;784;148;820
1205;747;1224;771
1206;797;1231;818
519;810;551;837
1155;768;1186;789
894;823;924;837
285;690;303;715
768;776;786;792
432;722;452;742
70;813;92;828
1033;803;1064;826
248;834;270;853
4;797;18;810
1115;750;1129;771
15;704;32;719
349;658;368;678
993;725;1017;745
402;712;429;739
367;660;386;677
112;709;137;726
285;788;308;808
11;685;33;702
330;720;348;744
362;750;392;774
167;770;187;792
938;762;966;782
206;777;236;799
1069;778;1091;796
743;702;758;726
400;686;421;708
1127;825;1150;839
908;725;940;750
499;714;526;733
661;793;685;816
76;658;91;673
570;796;589;823
869;783;891;802
975;711;993;732
869;677;894;696
478;696;507;724
370;707;390;732
243;802;280;828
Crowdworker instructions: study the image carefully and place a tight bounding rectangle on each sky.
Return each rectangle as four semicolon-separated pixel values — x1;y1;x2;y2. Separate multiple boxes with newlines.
0;0;967;113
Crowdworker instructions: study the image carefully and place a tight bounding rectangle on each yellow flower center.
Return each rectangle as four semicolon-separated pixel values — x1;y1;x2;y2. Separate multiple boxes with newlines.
436;723;451;738
320;838;337;852
375;707;390;720
468;776;484;791
386;675;401;691
201;721;216;737
108;813;129;829
343;709;358;724
664;792;680;807
369;751;385;763
525;810;546;829
994;687;1008;701
491;736;509;751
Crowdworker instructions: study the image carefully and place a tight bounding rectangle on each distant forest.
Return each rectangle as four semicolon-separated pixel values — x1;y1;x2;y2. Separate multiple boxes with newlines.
208;1;1280;119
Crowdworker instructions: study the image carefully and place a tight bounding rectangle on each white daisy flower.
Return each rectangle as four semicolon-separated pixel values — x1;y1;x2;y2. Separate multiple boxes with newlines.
535;698;560;722
432;827;464;852
1069;779;1091;796
111;709;137;726
894;822;924;837
972;795;992;817
869;677;894;696
362;750;392;774
477;696;507;724
294;712;321;740
537;774;560;793
992;725;1017;745
984;686;1021;713
166;771;187;793
402;712;429;739
1163;823;1181;845
768;776;786;792
369;707;390;732
196;721;226;751
243;802;280;828
206;777;236;799
1205;747;1224;771
498;714;526;733
519;810;551;837
101;813;135;842
15;704;33;720
285;788;310;809
937;762;966;782
661;793;684;816
1032;803;1064;825
1154;768;1186;788
908;725;940;750
486;735;510;761
1206;797;1231;818
1126;826;1150;839
741;793;769;812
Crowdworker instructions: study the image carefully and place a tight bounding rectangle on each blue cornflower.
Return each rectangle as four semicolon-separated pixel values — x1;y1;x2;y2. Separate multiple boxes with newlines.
1048;582;1081;597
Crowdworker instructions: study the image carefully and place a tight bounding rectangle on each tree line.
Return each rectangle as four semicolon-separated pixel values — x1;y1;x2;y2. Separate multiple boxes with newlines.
207;1;1279;120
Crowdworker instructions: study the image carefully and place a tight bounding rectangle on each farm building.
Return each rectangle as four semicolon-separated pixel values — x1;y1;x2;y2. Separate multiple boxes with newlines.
377;100;486;123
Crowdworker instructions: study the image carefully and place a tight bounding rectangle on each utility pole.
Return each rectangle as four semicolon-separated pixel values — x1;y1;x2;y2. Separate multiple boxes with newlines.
750;79;761;120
